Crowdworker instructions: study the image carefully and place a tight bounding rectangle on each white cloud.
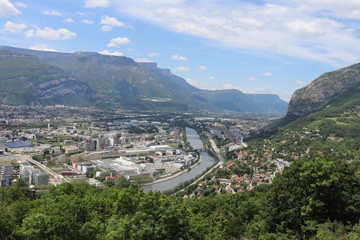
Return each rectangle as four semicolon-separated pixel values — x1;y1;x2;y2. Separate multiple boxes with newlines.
25;27;77;40
301;0;360;20
81;19;94;24
248;77;256;81
198;66;207;71
285;19;327;37
136;58;152;62
170;55;187;61
98;50;124;56
1;21;26;33
101;25;112;32
29;44;56;52
15;2;26;8
100;16;126;31
100;15;125;26
64;18;74;23
221;83;239;90
107;37;131;47
113;0;360;67
85;0;111;8
43;10;61;16
77;11;89;16
0;0;20;16
174;66;190;71
208;76;214;80
295;80;304;85
185;78;206;89
144;0;184;4
148;52;159;57
262;72;272;76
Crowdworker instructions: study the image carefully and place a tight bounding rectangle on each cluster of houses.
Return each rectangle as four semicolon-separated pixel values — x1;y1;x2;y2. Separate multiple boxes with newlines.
193;148;282;196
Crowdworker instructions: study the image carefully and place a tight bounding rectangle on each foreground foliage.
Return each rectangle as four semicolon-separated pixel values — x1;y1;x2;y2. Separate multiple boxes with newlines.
0;158;359;240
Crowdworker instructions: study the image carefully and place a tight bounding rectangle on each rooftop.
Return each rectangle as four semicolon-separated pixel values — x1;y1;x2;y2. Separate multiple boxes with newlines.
4;141;32;148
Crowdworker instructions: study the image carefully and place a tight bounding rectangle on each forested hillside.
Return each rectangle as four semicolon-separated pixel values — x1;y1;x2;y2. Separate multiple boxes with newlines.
1;157;359;239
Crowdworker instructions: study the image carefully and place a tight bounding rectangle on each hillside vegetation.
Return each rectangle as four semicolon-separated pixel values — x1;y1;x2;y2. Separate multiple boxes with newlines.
1;157;359;239
251;84;360;162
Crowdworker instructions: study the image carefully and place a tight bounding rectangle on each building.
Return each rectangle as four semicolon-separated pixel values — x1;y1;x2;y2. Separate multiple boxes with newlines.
4;141;32;148
33;171;49;185
0;164;13;187
84;138;97;151
19;161;49;185
150;145;171;151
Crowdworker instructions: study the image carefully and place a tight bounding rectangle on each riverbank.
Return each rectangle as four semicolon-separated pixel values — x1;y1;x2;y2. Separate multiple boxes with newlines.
141;155;201;186
142;128;216;192
169;133;225;195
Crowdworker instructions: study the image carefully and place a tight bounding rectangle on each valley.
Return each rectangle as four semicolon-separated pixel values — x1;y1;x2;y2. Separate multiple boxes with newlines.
0;47;359;239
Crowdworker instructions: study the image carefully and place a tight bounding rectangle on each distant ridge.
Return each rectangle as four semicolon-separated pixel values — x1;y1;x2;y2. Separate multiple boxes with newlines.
0;46;287;114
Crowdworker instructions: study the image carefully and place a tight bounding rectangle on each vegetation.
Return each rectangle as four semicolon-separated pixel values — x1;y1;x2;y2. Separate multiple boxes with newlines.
0;157;359;239
249;87;360;162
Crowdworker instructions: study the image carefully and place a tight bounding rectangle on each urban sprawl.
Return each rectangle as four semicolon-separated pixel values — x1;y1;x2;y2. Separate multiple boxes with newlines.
0;104;288;196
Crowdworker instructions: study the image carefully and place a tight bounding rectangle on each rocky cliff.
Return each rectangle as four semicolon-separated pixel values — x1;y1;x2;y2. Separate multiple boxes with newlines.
0;50;91;106
288;63;360;116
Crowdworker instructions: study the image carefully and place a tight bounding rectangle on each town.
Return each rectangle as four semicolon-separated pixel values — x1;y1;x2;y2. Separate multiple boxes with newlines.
0;104;287;195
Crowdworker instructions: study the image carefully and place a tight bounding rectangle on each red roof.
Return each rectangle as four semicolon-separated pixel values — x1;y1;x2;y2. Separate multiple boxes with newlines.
105;174;124;180
257;182;271;185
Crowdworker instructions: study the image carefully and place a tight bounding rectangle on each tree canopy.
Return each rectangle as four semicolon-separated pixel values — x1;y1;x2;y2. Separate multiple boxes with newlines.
0;157;359;239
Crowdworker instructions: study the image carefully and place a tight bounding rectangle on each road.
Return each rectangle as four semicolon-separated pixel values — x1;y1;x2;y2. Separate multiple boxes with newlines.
26;156;70;183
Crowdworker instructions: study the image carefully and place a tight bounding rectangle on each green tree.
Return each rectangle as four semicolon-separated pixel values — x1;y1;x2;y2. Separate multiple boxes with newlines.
267;157;360;236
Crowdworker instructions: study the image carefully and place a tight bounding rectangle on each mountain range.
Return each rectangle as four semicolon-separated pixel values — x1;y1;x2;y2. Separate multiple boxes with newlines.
0;46;287;114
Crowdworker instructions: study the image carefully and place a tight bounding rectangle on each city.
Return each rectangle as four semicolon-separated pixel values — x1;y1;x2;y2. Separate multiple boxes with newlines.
0;104;284;196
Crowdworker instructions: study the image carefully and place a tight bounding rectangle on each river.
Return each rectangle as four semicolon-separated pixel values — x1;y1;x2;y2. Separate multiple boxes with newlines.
143;127;216;192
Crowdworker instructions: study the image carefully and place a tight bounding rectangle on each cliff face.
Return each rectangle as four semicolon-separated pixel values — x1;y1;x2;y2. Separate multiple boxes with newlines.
288;63;360;117
0;51;91;106
37;77;89;100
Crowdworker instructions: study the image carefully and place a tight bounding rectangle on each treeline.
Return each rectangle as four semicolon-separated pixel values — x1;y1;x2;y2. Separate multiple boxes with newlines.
0;157;359;239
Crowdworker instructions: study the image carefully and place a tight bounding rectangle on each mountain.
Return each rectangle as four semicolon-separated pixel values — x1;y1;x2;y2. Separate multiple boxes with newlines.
250;62;360;161
288;63;360;117
139;62;287;114
0;50;91;106
0;46;287;114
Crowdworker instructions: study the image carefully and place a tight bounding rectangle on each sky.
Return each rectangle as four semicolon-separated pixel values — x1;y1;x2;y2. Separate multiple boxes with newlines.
1;0;360;101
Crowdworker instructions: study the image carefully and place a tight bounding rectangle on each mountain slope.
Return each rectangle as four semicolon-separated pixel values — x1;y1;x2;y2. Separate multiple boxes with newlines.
288;62;360;117
0;50;91;106
138;62;288;114
250;62;360;161
0;46;287;114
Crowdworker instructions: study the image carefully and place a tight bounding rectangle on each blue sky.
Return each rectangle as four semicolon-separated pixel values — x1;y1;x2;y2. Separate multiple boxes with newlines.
1;0;360;101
